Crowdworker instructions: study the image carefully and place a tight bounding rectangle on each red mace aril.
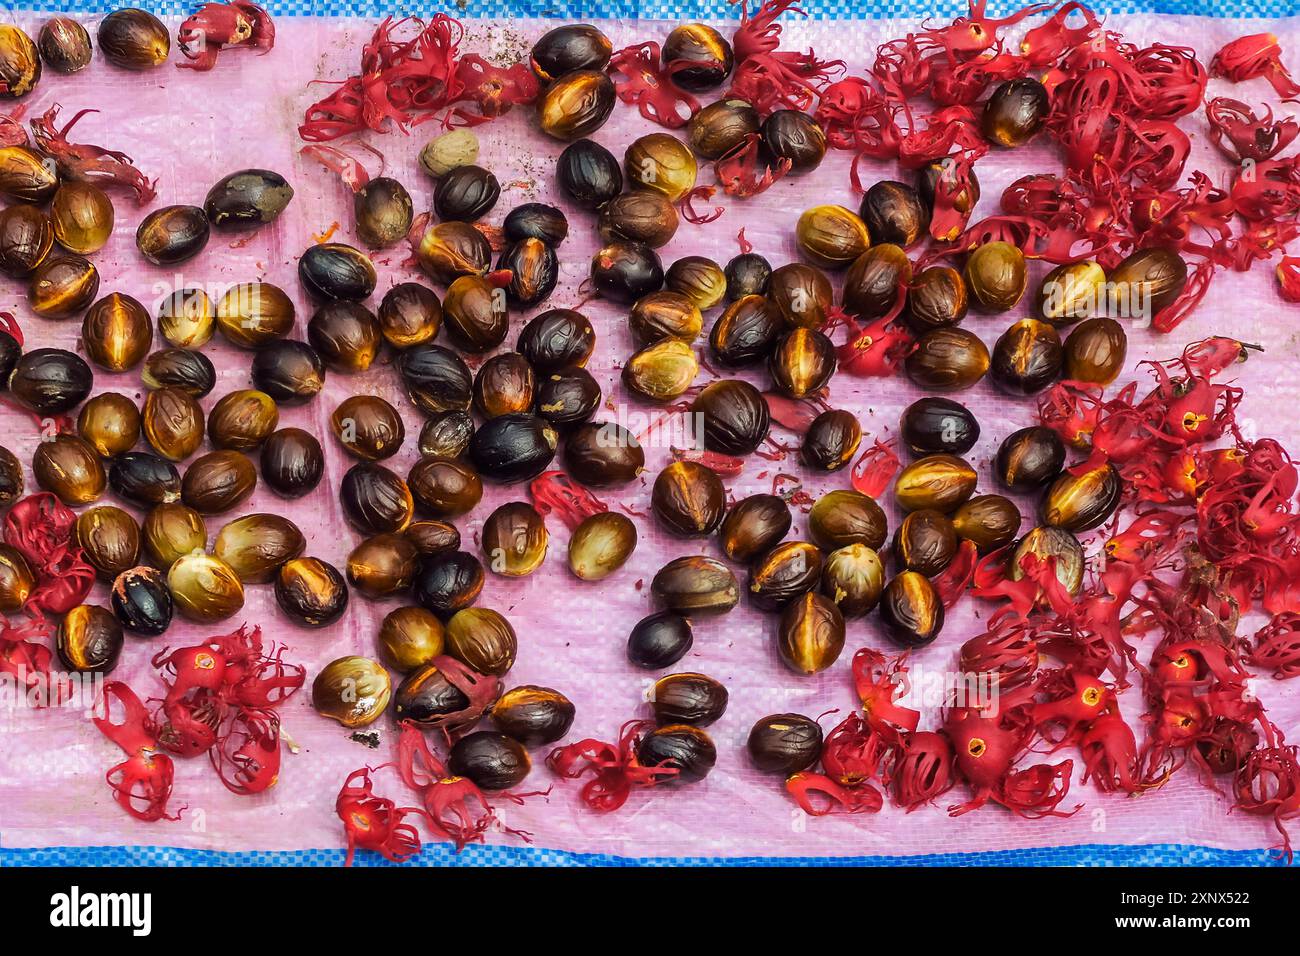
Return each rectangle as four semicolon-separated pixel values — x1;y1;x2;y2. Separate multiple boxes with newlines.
529;470;608;531
29;105;157;204
727;0;845;116
815;77;900;157
210;708;282;795
850;648;920;745
3;493;95;615
1027;669;1114;746
944;706;1031;816
994;760;1079;818
300;141;385;193
932;538;979;608
1078;709;1143;794
891;731;955;811
608;41;700;128
1019;2;1100;67
785;770;883;816
178;0;275;71
1247;612;1300;679
1211;33;1300;101
673;446;746;477
336;767;424;865
1278;257;1300;302
715;132;791;197
819;712;896;788
1205;98;1299;162
849;438;900;498
959;615;1039;692
832;299;914;378
547;719;680;812
763;390;832;434
1234;745;1300;862
0;105;27;147
680;185;724;224
94;682;180;822
0;615;57;703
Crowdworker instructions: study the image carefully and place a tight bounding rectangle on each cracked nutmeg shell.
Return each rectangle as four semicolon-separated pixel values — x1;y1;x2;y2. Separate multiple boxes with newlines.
777;592;845;674
313;656;390;727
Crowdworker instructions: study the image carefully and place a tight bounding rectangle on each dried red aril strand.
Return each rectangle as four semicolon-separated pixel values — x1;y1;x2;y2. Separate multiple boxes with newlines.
450;55;539;125
945;707;1031;816
993;760;1079;818
849;438;899;499
680;185;724;224
1277;257;1300;302
672;447;745;477
1028;670;1114;745
0;104;27;147
1248;612;1300;678
547;719;679;812
715;132;791;198
1206;98;1299;162
178;0;276;72
211;708;282;795
820;712;896;787
1078;709;1143;794
959;615;1039;692
29;106;157;204
1019;2;1100;67
94;682;180;822
529;471;608;531
763;391;831;434
785;772;883;815
727;0;845;116
1234;745;1300;862
0;615;57;704
300;142;384;192
1211;33;1300;101
608;41;700;129
850;649;920;745
336;766;424;865
891;731;955;811
3;493;95;615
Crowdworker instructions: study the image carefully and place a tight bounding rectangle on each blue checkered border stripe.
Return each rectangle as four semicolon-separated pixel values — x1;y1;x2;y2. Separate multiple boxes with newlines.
7;0;1300;20
0;842;1286;866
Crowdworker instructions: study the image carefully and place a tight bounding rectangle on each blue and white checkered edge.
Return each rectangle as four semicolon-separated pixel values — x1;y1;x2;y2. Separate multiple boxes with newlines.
6;0;1300;21
0;842;1289;866
4;0;1292;867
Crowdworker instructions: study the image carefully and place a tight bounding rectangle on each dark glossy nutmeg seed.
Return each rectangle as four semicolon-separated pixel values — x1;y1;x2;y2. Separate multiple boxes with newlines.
777;592;845;673
204;168;294;230
108;452;181;508
415;220;491;285
1063;317;1128;386
662;23;733;91
991;318;1063;395
413;550;485;618
141;503;205;569
1107;247;1187;319
1041;462;1122;532
393;667;477;741
530;24;612;81
299;242;376;302
331;394;405;461
434;164;500;223
564;421;644;486
397;343;473;416
418;410;475;459
652;555;739;615
652;460;726;537
208;389;279;451
167;552;244;623
469;413;558;483
355;176;414;249
38;17;92;74
504;203;569;246
859;180;928;247
0;203;54;278
33;434;105;505
344;533;419;598
517;308;595;373
724;252;771;300
795;205;870;270
982;78;1050;147
143;348;216;398
894;454;977;514
905;266;968;332
215;513;306;585
481;502;548;577
260;428;324;498
110;565;173;636
769;327;836;399
491;686;576;747
749;540;823;611
664;255;727;310
97;8;168;70
77;392;140;458
442;274;509;353
900;397;980;458
761;109;826;172
627;610;693;669
555;138;622;210
0;543;34;613
905;326;990;392
473;352;535;420
808;489;887;551
952;494;1022;553
568;510;637;581
802;409;862;472
635;724;717;782
445;607;518;676
340;462;413;534
688;98;759;160
1009;526;1084;597
307;301;382;372
249;340;325;406
535;366;601;429
748;713;823;773
996;426;1065;492
181;450;257;514
651;672;728;726
538;69;616;140
498;237;559;308
769;262;832;329
135;205;209;265
140;386;204;462
719;493;791;563
629;290;702;346
378;282;441;349
692;378;770;455
404;519;461;557
842;243;912;319
965;241;1027;312
378;606;445;673
892;509;957;576
29;254;99;319
591;240;664;304
879;571;944;648
449;732;532;791
276;556;348;626
76;506;141;581
0;446;20;508
58;604;123;673
820;543;885;617
708;294;782;368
